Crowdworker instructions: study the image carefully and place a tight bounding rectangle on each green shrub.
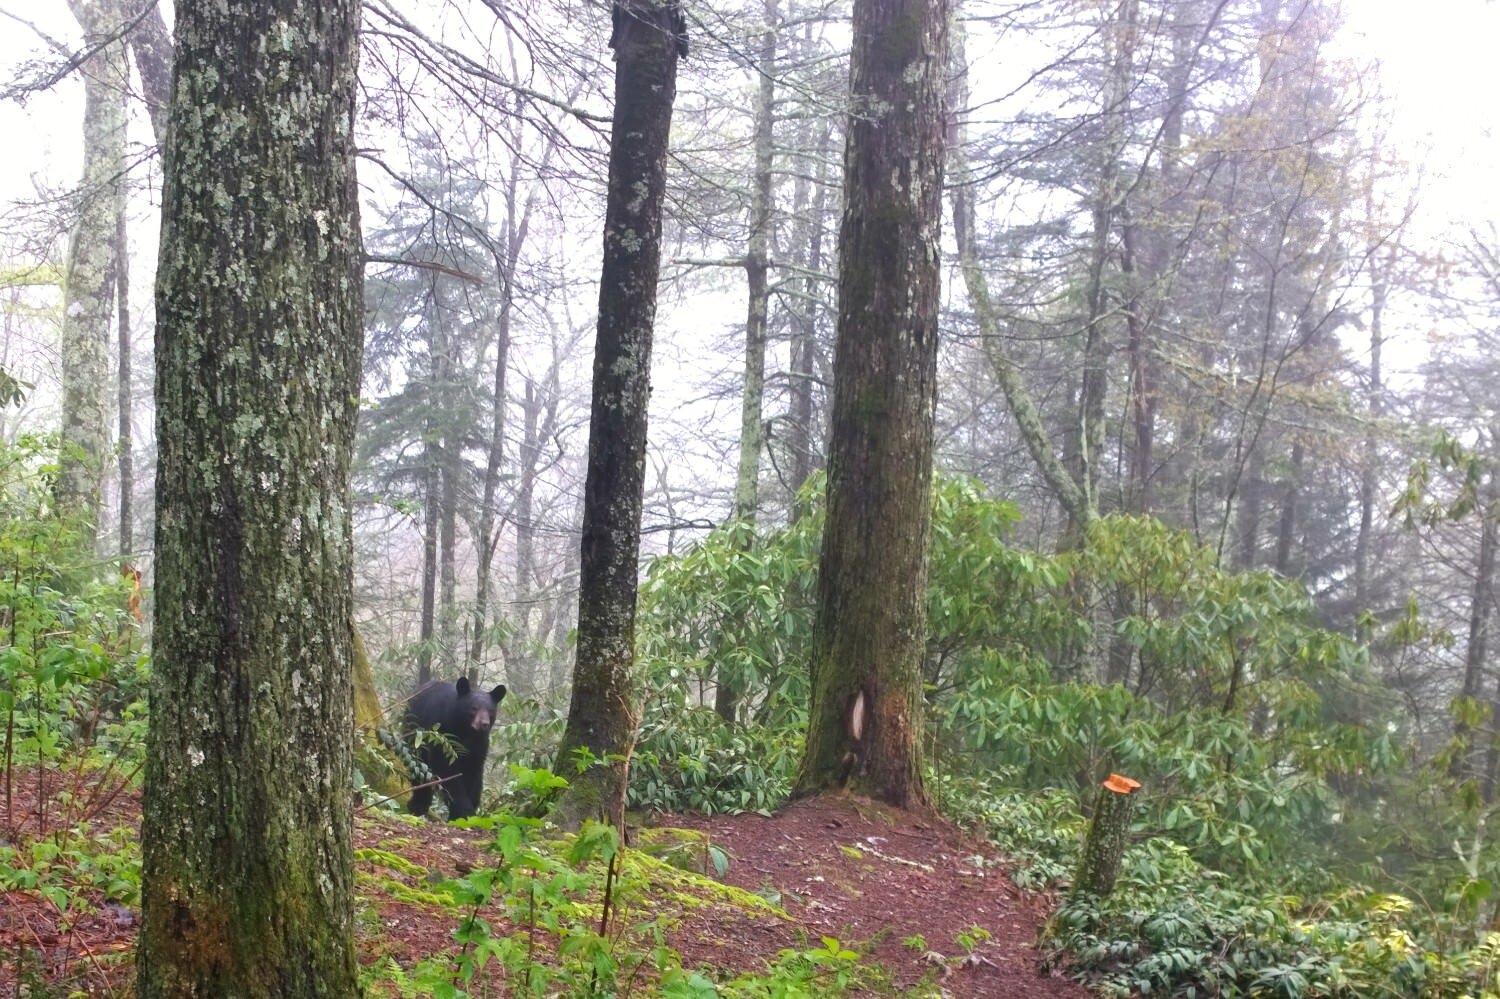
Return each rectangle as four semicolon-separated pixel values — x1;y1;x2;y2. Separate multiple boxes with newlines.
630;706;798;815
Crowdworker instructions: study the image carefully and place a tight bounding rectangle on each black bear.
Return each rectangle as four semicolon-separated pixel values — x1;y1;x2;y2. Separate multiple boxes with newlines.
403;677;507;820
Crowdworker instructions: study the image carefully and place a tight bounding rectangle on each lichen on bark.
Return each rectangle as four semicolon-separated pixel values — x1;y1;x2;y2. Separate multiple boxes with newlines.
57;0;129;542
137;0;364;995
553;0;682;830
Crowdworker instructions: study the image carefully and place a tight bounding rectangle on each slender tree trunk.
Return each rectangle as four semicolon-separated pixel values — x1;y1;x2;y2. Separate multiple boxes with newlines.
57;0;129;546
553;0;681;829
123;0;173;144
1127;0;1208;514
787;117;834;521
138;0;363;991
1457;473;1498;786
1355;244;1387;614
1066;0;1138;539
947;10;1088;532
469;172;527;674
116;211;133;559
469;334;510;674
506;358;564;697
417;456;439;686
439;443;459;676
794;0;946;810
732;0;776;530
507;378;543;696
1121;205;1152;513
1274;438;1304;574
719;0;778;724
1236;451;1265;570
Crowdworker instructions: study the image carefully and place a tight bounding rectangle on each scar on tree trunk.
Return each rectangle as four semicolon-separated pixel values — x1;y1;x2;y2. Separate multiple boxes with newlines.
837;688;870;785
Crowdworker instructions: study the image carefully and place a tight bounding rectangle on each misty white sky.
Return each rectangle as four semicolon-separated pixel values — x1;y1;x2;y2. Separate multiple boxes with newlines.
1340;0;1500;230
0;1;1494;230
0;0;1496;398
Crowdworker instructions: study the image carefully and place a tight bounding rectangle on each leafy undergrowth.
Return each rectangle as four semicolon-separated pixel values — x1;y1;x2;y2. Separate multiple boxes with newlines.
939;775;1500;999
0;763;1087;998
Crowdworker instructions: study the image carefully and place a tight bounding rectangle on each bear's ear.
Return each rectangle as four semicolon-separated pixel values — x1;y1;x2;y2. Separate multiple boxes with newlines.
490;684;507;704
455;677;472;696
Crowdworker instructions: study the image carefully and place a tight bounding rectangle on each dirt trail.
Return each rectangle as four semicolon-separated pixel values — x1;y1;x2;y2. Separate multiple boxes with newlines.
663;795;1093;997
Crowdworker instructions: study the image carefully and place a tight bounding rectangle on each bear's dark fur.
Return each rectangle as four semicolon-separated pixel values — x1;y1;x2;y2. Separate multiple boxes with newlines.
403;677;507;820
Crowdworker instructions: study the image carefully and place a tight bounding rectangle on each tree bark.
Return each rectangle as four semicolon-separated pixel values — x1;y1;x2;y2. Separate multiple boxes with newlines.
57;0;129;546
138;0;363;993
731;0;777;531
115;210;133;559
1274;437;1304;575
1066;0;1137;539
123;0;173;145
1073;776;1140;897
1355;222;1388;615
506;354;565;697
793;0;946;809
439;437;459;675
552;0;680;829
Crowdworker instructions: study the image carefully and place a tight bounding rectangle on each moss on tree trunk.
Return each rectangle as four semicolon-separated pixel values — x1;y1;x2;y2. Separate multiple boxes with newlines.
1073;775;1141;898
137;0;364;994
792;0;947;810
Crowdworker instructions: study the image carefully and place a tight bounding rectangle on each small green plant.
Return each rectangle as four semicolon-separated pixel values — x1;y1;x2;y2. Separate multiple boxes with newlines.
364;767;690;998
955;926;991;955
709;937;866;998
0;435;151;995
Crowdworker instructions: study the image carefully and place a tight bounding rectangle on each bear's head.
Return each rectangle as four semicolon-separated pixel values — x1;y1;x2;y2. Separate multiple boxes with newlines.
454;677;507;733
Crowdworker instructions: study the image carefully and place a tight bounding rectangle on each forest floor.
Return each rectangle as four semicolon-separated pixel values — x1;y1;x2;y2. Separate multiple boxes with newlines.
1;767;1092;997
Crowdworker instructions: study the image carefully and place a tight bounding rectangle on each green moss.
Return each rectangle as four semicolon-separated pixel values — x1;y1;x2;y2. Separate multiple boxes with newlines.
633;826;718;873
354;847;429;878
622;848;787;917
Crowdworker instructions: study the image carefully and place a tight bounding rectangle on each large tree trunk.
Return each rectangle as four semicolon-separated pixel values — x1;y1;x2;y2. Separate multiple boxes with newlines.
552;0;681;829
138;0;363;993
793;0;946;810
57;0;129;546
